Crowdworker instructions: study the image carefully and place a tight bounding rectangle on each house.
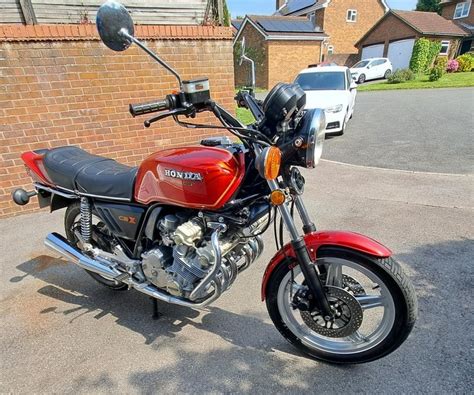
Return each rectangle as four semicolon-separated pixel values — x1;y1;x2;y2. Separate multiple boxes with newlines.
355;10;468;70
440;0;473;54
233;15;327;88
275;0;389;65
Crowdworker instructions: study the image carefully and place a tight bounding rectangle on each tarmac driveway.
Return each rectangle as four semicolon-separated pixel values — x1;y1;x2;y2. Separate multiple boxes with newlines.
324;88;474;174
1;88;473;393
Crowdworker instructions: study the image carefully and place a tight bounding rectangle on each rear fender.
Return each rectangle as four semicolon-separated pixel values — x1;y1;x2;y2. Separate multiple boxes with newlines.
261;231;392;301
21;151;52;185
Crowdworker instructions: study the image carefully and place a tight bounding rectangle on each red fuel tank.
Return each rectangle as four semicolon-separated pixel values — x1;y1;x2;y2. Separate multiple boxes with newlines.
134;146;245;210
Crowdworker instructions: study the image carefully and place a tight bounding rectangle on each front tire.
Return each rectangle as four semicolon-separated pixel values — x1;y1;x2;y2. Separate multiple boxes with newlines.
64;202;128;290
265;247;417;364
358;74;366;84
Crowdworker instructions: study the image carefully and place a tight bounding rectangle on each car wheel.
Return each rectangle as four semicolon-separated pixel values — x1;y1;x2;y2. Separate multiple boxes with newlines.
358;74;366;84
384;69;392;79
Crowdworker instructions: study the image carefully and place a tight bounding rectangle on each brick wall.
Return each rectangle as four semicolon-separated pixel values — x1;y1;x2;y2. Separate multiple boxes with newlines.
234;22;268;88
441;2;474;25
323;0;386;61
356;14;462;59
0;24;235;218
356;13;418;54
267;40;322;87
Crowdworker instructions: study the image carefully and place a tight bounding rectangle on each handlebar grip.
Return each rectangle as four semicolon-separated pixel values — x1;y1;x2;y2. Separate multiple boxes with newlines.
129;99;169;117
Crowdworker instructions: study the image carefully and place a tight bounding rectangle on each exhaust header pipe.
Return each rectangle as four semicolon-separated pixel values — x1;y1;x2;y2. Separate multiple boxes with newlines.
43;232;220;309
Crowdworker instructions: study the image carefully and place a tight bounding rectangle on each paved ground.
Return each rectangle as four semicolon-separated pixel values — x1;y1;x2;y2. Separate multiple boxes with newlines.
1;89;473;393
324;88;474;174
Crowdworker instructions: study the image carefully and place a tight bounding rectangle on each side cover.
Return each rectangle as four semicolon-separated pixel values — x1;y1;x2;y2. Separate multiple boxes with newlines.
261;231;392;300
134;147;245;210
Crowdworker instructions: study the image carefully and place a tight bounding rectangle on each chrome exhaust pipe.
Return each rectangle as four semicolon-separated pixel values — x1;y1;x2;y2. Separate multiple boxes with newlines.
44;232;220;310
44;233;119;280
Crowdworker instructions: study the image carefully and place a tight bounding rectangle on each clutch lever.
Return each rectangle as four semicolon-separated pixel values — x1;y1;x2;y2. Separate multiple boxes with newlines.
144;108;189;128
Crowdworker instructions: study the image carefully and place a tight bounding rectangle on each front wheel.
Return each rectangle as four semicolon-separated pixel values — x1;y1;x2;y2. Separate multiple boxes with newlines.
358;74;366;84
265;247;417;364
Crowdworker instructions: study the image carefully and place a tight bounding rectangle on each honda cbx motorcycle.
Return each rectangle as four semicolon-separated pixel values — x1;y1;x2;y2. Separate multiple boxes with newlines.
12;1;417;364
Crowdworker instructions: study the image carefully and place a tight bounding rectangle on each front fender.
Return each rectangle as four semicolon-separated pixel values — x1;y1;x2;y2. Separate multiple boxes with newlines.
261;230;392;301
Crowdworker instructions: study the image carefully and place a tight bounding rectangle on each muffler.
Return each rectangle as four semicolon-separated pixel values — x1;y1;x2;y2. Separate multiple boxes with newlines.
44;232;120;280
43;232;220;309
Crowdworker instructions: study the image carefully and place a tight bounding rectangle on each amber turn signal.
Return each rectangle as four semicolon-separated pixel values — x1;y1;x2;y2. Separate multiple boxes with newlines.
270;189;286;206
264;146;282;180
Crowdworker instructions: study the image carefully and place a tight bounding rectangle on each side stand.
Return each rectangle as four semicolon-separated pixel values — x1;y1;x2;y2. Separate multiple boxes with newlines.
151;297;162;320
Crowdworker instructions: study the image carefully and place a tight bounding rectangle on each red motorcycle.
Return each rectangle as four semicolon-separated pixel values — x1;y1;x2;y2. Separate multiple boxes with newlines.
12;1;417;364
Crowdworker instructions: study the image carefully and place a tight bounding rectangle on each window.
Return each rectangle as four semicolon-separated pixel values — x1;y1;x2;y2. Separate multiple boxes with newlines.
328;45;334;55
347;9;357;22
454;1;471;19
372;59;386;66
353;60;370;68
309;12;316;24
295;72;346;91
440;40;450;55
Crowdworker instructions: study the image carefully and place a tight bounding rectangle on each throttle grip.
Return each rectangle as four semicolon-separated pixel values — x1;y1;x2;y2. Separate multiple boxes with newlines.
129;99;169;117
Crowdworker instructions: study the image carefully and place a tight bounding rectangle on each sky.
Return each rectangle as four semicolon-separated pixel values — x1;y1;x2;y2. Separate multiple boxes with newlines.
227;0;418;18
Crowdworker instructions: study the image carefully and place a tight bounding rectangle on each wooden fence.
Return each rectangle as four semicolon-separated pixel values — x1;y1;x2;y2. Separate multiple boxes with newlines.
0;0;210;25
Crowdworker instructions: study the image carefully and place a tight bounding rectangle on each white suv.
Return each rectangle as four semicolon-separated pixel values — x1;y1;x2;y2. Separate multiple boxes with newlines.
350;58;393;84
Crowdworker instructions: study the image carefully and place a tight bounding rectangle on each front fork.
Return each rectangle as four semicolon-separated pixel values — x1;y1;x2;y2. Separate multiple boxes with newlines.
267;179;333;317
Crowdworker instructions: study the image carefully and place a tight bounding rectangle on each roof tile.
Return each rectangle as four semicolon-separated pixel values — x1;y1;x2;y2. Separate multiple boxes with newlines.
393;10;468;36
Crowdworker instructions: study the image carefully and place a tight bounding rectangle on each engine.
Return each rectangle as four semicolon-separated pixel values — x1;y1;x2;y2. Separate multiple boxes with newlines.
141;213;266;300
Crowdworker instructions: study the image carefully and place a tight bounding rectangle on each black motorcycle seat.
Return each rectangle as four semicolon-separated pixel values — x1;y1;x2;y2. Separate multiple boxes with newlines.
43;146;137;200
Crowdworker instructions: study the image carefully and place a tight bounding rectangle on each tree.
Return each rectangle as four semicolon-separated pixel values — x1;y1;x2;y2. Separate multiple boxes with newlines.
207;0;231;26
415;0;441;13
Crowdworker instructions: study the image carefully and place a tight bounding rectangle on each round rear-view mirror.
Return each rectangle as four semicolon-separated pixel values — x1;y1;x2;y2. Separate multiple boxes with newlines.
96;0;134;52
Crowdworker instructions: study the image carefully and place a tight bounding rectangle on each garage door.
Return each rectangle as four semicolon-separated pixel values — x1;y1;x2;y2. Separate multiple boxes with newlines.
387;39;415;70
361;44;384;60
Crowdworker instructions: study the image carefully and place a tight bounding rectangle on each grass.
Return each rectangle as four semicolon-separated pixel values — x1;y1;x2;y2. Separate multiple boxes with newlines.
236;107;256;125
358;72;474;91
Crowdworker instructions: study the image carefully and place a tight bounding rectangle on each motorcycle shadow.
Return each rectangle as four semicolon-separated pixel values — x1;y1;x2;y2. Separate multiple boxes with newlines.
11;254;301;358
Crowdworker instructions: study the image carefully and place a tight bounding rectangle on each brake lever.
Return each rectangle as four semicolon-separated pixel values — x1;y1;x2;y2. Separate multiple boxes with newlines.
144;108;189;128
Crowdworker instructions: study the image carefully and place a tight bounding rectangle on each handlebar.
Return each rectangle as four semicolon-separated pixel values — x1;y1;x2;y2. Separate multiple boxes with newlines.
129;98;170;117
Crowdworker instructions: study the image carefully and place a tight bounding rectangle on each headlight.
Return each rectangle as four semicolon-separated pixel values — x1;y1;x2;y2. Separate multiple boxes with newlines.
325;104;343;113
286;108;326;169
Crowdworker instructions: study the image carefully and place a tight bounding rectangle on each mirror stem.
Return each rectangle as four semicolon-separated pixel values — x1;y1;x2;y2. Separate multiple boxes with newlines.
120;29;183;89
241;55;255;89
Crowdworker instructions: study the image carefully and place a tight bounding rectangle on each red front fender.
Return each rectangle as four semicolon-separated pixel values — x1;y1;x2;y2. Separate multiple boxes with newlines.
261;231;392;301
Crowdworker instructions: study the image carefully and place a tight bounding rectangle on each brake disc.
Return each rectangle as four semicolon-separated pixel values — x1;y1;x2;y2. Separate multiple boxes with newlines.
342;274;366;296
300;286;363;338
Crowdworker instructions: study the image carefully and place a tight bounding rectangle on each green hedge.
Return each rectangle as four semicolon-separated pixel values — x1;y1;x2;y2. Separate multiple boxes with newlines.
429;66;444;81
456;54;474;72
409;38;430;73
387;68;415;84
427;41;442;70
409;38;442;73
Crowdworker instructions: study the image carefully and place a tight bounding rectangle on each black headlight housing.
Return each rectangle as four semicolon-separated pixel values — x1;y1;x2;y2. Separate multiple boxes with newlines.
261;83;306;134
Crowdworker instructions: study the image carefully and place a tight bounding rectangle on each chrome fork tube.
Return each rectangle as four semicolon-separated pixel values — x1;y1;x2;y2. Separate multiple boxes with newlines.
266;175;332;317
294;195;317;234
